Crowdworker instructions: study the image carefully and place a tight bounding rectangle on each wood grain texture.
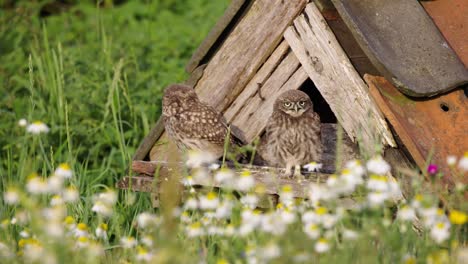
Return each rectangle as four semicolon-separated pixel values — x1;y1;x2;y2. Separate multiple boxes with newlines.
195;0;307;112
224;41;309;142
284;3;395;153
126;160;329;199
185;0;248;73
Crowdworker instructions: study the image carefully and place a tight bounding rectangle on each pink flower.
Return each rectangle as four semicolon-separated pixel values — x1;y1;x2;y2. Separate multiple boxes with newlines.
427;164;438;174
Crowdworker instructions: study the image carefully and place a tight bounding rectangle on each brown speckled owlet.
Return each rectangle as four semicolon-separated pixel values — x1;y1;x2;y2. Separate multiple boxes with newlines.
162;84;239;159
258;90;322;177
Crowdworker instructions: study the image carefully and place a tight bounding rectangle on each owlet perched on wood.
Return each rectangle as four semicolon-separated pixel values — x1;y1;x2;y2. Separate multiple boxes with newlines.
258;90;322;178
162;84;243;160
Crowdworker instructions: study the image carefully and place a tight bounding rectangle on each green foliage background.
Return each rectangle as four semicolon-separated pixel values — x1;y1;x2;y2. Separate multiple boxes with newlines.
1;0;227;182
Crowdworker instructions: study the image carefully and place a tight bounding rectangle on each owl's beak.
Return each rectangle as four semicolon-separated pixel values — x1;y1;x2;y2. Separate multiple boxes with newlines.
294;104;299;113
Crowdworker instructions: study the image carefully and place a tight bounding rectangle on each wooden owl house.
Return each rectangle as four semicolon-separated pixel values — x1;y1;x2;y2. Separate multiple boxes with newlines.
118;0;468;203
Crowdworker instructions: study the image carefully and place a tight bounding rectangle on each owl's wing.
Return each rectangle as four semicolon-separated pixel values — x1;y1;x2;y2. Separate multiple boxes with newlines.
172;105;229;146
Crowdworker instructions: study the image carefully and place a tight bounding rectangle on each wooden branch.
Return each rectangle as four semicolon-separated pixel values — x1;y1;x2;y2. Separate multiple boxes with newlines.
284;3;395;153
195;0;308;113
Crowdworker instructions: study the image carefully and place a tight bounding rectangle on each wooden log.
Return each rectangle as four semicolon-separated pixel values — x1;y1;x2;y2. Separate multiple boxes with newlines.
284;2;395;154
194;0;308;112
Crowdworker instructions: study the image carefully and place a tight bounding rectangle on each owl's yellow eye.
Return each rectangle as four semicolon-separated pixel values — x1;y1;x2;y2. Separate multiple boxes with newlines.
283;102;292;107
298;101;306;107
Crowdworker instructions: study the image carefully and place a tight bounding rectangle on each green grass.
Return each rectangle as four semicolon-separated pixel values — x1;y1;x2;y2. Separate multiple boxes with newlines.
1;0;227;207
1;1;468;263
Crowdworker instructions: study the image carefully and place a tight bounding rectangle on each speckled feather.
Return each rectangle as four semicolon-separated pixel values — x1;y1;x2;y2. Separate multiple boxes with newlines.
162;84;238;158
259;90;322;168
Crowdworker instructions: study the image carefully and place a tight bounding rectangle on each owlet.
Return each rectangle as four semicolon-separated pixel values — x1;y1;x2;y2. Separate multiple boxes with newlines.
258;90;322;177
162;84;242;160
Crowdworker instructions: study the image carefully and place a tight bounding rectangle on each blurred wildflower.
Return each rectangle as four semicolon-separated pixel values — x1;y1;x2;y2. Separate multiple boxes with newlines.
76;236;90;248
186;150;217;168
92;190;117;217
74;223;89;237
45;221;64;237
367;191;388;208
141;236;153;247
42;205;66;221
237;170;255;191
137;212;160;229
261;243;281;260
402;254;417;264
186;222;204;237
426;250;449;264
199;192;219;210
314;238;330;253
22;241;45;262
342;229;359;240
215;200;233;219
4;187;20;205
95;223;108;239
345;160;365;177
120;236;137;249
209;163;220;170
430;222;451;244
459;152;468;172
54;163;73;179
184;197;198;210
26;174;49;194
59;187;75;202
446;155;457;166
303;162;322;172
47;175;64;194
50;194;63;206
64;216;76;230
214;168;235;185
427;164;438;175
397;205;416;221
366;156;391;175
449;210;467;225
304;223;320;239
136;246;153;262
26;121;50;134
182;176;194;187
91;201;113;217
279;185;295;206
240;194;259;209
18;118;28;127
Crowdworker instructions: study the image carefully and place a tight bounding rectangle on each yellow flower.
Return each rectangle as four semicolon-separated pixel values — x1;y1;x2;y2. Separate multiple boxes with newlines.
315;206;328;215
449;210;467;225
99;223;108;231
216;259;229;264
64;216;75;225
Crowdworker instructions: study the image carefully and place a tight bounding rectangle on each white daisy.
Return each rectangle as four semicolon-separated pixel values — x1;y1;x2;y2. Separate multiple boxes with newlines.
26;121;50;134
366;156;391;175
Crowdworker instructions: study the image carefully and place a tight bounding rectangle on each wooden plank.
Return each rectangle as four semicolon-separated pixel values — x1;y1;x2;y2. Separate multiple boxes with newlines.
186;0;248;73
125;161;330;199
366;75;468;186
224;42;309;142
195;0;308;112
284;3;395;153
